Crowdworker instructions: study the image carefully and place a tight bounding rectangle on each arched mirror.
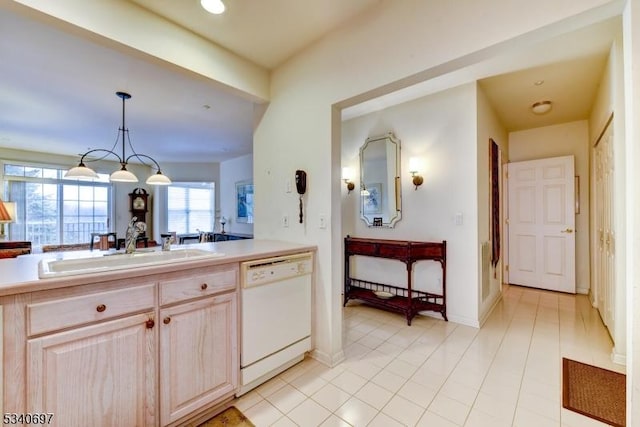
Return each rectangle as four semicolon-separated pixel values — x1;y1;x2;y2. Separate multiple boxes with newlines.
360;133;401;227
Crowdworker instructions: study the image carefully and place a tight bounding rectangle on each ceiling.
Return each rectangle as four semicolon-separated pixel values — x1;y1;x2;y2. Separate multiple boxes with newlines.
130;0;382;69
0;1;621;166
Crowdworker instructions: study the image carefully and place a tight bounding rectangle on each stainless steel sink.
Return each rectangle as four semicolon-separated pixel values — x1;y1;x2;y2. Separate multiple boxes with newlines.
38;248;225;279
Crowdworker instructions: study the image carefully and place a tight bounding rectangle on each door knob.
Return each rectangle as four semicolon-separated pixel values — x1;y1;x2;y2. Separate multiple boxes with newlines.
561;228;574;233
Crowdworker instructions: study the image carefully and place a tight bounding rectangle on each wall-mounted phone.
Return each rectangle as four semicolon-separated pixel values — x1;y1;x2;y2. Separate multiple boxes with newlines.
295;170;307;223
295;170;307;195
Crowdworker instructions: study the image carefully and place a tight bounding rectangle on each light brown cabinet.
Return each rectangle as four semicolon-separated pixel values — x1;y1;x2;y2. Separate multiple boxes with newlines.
2;263;239;427
158;265;238;425
27;312;157;426
159;293;237;425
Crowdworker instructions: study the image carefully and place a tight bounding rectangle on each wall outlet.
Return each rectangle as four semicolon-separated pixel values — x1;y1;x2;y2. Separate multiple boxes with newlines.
285;179;292;193
282;215;289;227
319;214;327;229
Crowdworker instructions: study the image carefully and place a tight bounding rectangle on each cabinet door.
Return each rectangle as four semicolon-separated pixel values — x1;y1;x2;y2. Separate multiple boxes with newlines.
27;312;156;427
159;293;238;426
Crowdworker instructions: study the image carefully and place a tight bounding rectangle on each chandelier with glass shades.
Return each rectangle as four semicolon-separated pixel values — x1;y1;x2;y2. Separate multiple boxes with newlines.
65;91;172;185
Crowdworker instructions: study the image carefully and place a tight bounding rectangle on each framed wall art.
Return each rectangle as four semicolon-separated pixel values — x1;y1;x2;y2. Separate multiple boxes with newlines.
235;181;254;224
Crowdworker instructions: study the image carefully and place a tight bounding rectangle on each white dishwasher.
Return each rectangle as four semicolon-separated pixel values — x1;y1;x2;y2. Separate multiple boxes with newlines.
238;252;313;395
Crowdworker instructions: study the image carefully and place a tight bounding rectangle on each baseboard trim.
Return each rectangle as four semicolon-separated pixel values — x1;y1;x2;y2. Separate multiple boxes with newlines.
310;348;345;368
611;348;627;366
446;314;480;328
479;293;503;327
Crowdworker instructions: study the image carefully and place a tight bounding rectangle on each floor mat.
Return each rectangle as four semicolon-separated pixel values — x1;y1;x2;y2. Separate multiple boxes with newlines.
197;406;255;427
562;357;625;427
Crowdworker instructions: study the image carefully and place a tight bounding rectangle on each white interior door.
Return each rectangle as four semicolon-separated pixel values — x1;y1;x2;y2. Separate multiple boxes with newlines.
593;118;615;329
507;156;575;293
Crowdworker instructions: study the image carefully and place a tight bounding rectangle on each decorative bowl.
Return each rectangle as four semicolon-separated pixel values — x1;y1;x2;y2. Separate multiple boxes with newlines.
373;291;394;299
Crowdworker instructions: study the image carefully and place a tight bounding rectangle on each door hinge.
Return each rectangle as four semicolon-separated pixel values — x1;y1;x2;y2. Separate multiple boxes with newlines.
505;265;509;272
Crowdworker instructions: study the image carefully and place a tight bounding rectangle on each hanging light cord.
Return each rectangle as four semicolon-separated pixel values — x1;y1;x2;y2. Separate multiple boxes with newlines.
73;92;162;173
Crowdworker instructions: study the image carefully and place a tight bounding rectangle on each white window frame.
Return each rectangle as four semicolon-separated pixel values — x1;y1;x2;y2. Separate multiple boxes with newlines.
165;182;215;235
2;160;113;247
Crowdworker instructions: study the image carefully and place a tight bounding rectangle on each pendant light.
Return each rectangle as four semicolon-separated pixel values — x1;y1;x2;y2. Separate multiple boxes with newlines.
65;91;172;185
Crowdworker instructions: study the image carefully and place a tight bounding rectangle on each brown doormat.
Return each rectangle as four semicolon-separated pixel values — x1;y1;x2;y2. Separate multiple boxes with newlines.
198;406;255;427
562;358;626;427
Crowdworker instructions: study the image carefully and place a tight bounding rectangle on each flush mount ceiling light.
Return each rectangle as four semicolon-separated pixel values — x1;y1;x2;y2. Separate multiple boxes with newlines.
65;91;172;185
531;100;552;115
531;100;552;114
201;0;226;14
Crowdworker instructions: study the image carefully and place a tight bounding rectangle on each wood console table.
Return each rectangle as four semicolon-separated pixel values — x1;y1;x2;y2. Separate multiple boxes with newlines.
344;236;447;325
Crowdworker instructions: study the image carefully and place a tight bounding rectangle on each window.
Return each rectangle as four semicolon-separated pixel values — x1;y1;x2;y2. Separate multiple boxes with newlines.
167;183;215;234
3;163;112;247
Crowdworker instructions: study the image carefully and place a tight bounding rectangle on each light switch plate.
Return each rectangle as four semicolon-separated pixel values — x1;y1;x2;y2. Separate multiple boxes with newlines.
319;214;327;229
283;215;289;227
454;212;463;225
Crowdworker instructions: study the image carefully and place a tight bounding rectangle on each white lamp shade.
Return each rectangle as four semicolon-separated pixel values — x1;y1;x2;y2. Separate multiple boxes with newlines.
65;165;99;180
146;172;172;186
408;157;422;174
110;168;139;183
201;0;225;14
342;167;353;181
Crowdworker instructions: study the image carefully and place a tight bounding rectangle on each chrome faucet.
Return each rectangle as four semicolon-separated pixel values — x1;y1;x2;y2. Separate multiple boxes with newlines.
125;217;146;254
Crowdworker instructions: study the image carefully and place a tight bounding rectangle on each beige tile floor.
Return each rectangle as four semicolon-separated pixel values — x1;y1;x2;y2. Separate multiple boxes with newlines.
233;285;625;426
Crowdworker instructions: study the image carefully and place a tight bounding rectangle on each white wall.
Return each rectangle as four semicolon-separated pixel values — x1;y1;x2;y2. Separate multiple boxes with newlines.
342;84;480;326
10;0;628;372
254;0;621;365
508;121;590;294
589;33;627;363
476;85;509;323
622;0;640;422
220;154;253;235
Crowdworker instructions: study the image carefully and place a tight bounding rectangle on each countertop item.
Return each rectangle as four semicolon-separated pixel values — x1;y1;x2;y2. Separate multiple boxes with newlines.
0;239;316;297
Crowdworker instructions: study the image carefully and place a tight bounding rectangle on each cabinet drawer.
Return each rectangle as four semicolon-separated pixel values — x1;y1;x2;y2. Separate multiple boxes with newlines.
27;284;156;336
160;266;236;306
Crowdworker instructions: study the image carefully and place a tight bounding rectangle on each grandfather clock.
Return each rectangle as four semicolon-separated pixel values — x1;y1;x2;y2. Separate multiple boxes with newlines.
129;188;149;223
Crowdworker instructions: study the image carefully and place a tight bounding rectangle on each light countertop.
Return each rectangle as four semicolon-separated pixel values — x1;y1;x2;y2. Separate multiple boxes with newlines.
0;239;316;297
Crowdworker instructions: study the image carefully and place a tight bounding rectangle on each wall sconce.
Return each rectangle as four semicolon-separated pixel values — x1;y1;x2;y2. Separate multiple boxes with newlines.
342;167;355;194
408;157;424;190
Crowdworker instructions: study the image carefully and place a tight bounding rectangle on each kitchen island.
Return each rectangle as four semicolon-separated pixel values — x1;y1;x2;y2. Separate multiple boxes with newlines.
0;239;315;427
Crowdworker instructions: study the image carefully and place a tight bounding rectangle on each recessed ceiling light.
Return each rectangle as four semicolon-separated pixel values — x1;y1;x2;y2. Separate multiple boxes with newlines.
203;104;211;109
534;80;544;86
531;100;552;114
201;0;225;14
